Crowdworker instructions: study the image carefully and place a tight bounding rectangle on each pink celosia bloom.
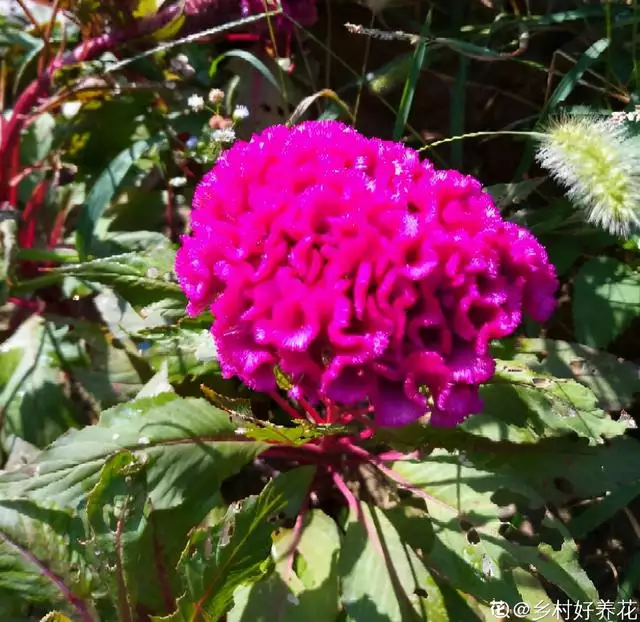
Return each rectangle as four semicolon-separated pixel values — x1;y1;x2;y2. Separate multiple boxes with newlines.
176;121;558;427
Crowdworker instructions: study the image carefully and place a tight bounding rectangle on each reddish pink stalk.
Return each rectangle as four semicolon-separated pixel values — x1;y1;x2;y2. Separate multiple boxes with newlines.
0;4;181;206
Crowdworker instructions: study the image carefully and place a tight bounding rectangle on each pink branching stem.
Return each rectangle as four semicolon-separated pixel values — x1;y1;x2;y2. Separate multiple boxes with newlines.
269;391;307;422
295;395;323;423
330;468;361;520
376;450;421;462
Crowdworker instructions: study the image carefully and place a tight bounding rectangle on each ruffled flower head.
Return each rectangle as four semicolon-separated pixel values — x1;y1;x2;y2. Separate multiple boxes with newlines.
176;121;558;427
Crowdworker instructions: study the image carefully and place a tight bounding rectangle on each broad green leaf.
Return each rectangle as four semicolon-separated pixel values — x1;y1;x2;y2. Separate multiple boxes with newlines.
135;325;219;382
156;467;316;622
0;394;267;510
339;502;450;622
229;509;341;622
76;138;164;260
56;249;185;308
462;361;627;444
0;316;83;448
573;257;640;348
0;500;92;612
492;337;640;411
393;453;597;605
84;449;201;615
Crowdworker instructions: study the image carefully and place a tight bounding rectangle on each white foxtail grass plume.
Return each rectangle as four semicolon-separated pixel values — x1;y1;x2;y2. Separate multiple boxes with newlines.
535;114;640;237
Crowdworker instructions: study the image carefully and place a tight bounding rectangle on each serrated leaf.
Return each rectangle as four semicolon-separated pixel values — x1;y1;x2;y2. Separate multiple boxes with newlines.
392;452;597;605
573;256;640;348
0;316;82;448
0;394;267;510
156;467;316;622
229;509;341;622
56;249;185;308
493;337;640;411
339;502;450;622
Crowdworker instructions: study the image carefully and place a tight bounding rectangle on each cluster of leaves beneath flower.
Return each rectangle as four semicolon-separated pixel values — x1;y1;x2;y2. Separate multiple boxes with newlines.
0;246;639;620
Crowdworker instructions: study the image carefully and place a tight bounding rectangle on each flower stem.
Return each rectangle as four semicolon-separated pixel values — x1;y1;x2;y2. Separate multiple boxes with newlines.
420;130;548;152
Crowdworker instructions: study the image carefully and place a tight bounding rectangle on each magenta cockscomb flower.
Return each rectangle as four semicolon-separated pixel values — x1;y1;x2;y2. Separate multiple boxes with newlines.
175;121;558;428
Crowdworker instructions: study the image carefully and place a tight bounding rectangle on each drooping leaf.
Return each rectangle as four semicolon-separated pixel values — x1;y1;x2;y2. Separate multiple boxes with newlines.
392;452;598;606
156;467;316;622
229;509;341;622
56;249;184;308
573;256;640;348
0;394;267;510
493;337;640;411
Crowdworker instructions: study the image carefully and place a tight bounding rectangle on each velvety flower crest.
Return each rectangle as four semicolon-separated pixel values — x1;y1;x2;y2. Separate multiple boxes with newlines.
176;121;558;427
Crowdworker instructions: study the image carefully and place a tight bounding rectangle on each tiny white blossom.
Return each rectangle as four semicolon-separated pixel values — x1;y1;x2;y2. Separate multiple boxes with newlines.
232;105;250;121
212;128;236;143
169;176;188;188
187;94;205;112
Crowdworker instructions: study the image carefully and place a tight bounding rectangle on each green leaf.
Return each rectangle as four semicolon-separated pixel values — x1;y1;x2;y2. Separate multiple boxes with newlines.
0;316;83;448
240;419;348;447
135;325;219;382
0;500;92;612
76;138;164;260
573;256;640;348
0;394;267;510
492;337;640;411
486;178;545;210
157;467;316;622
462;361;628;444
229;509;341;622
339;502;450;622
392;452;598;605
55;249;185;308
84;449;202;615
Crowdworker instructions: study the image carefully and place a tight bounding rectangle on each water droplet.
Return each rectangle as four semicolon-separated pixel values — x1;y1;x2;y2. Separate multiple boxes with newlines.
72;295;80;301
146;267;159;279
286;593;299;606
112;433;120;441
138;436;150;445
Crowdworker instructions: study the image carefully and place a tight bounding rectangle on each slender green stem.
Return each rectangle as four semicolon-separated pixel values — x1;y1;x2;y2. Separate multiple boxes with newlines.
419;130;548;152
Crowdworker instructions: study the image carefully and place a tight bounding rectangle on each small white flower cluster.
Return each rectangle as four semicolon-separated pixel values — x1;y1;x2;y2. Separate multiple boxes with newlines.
232;105;250;121
212;128;236;143
168;176;188;188
611;109;640;124
187;94;205;112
